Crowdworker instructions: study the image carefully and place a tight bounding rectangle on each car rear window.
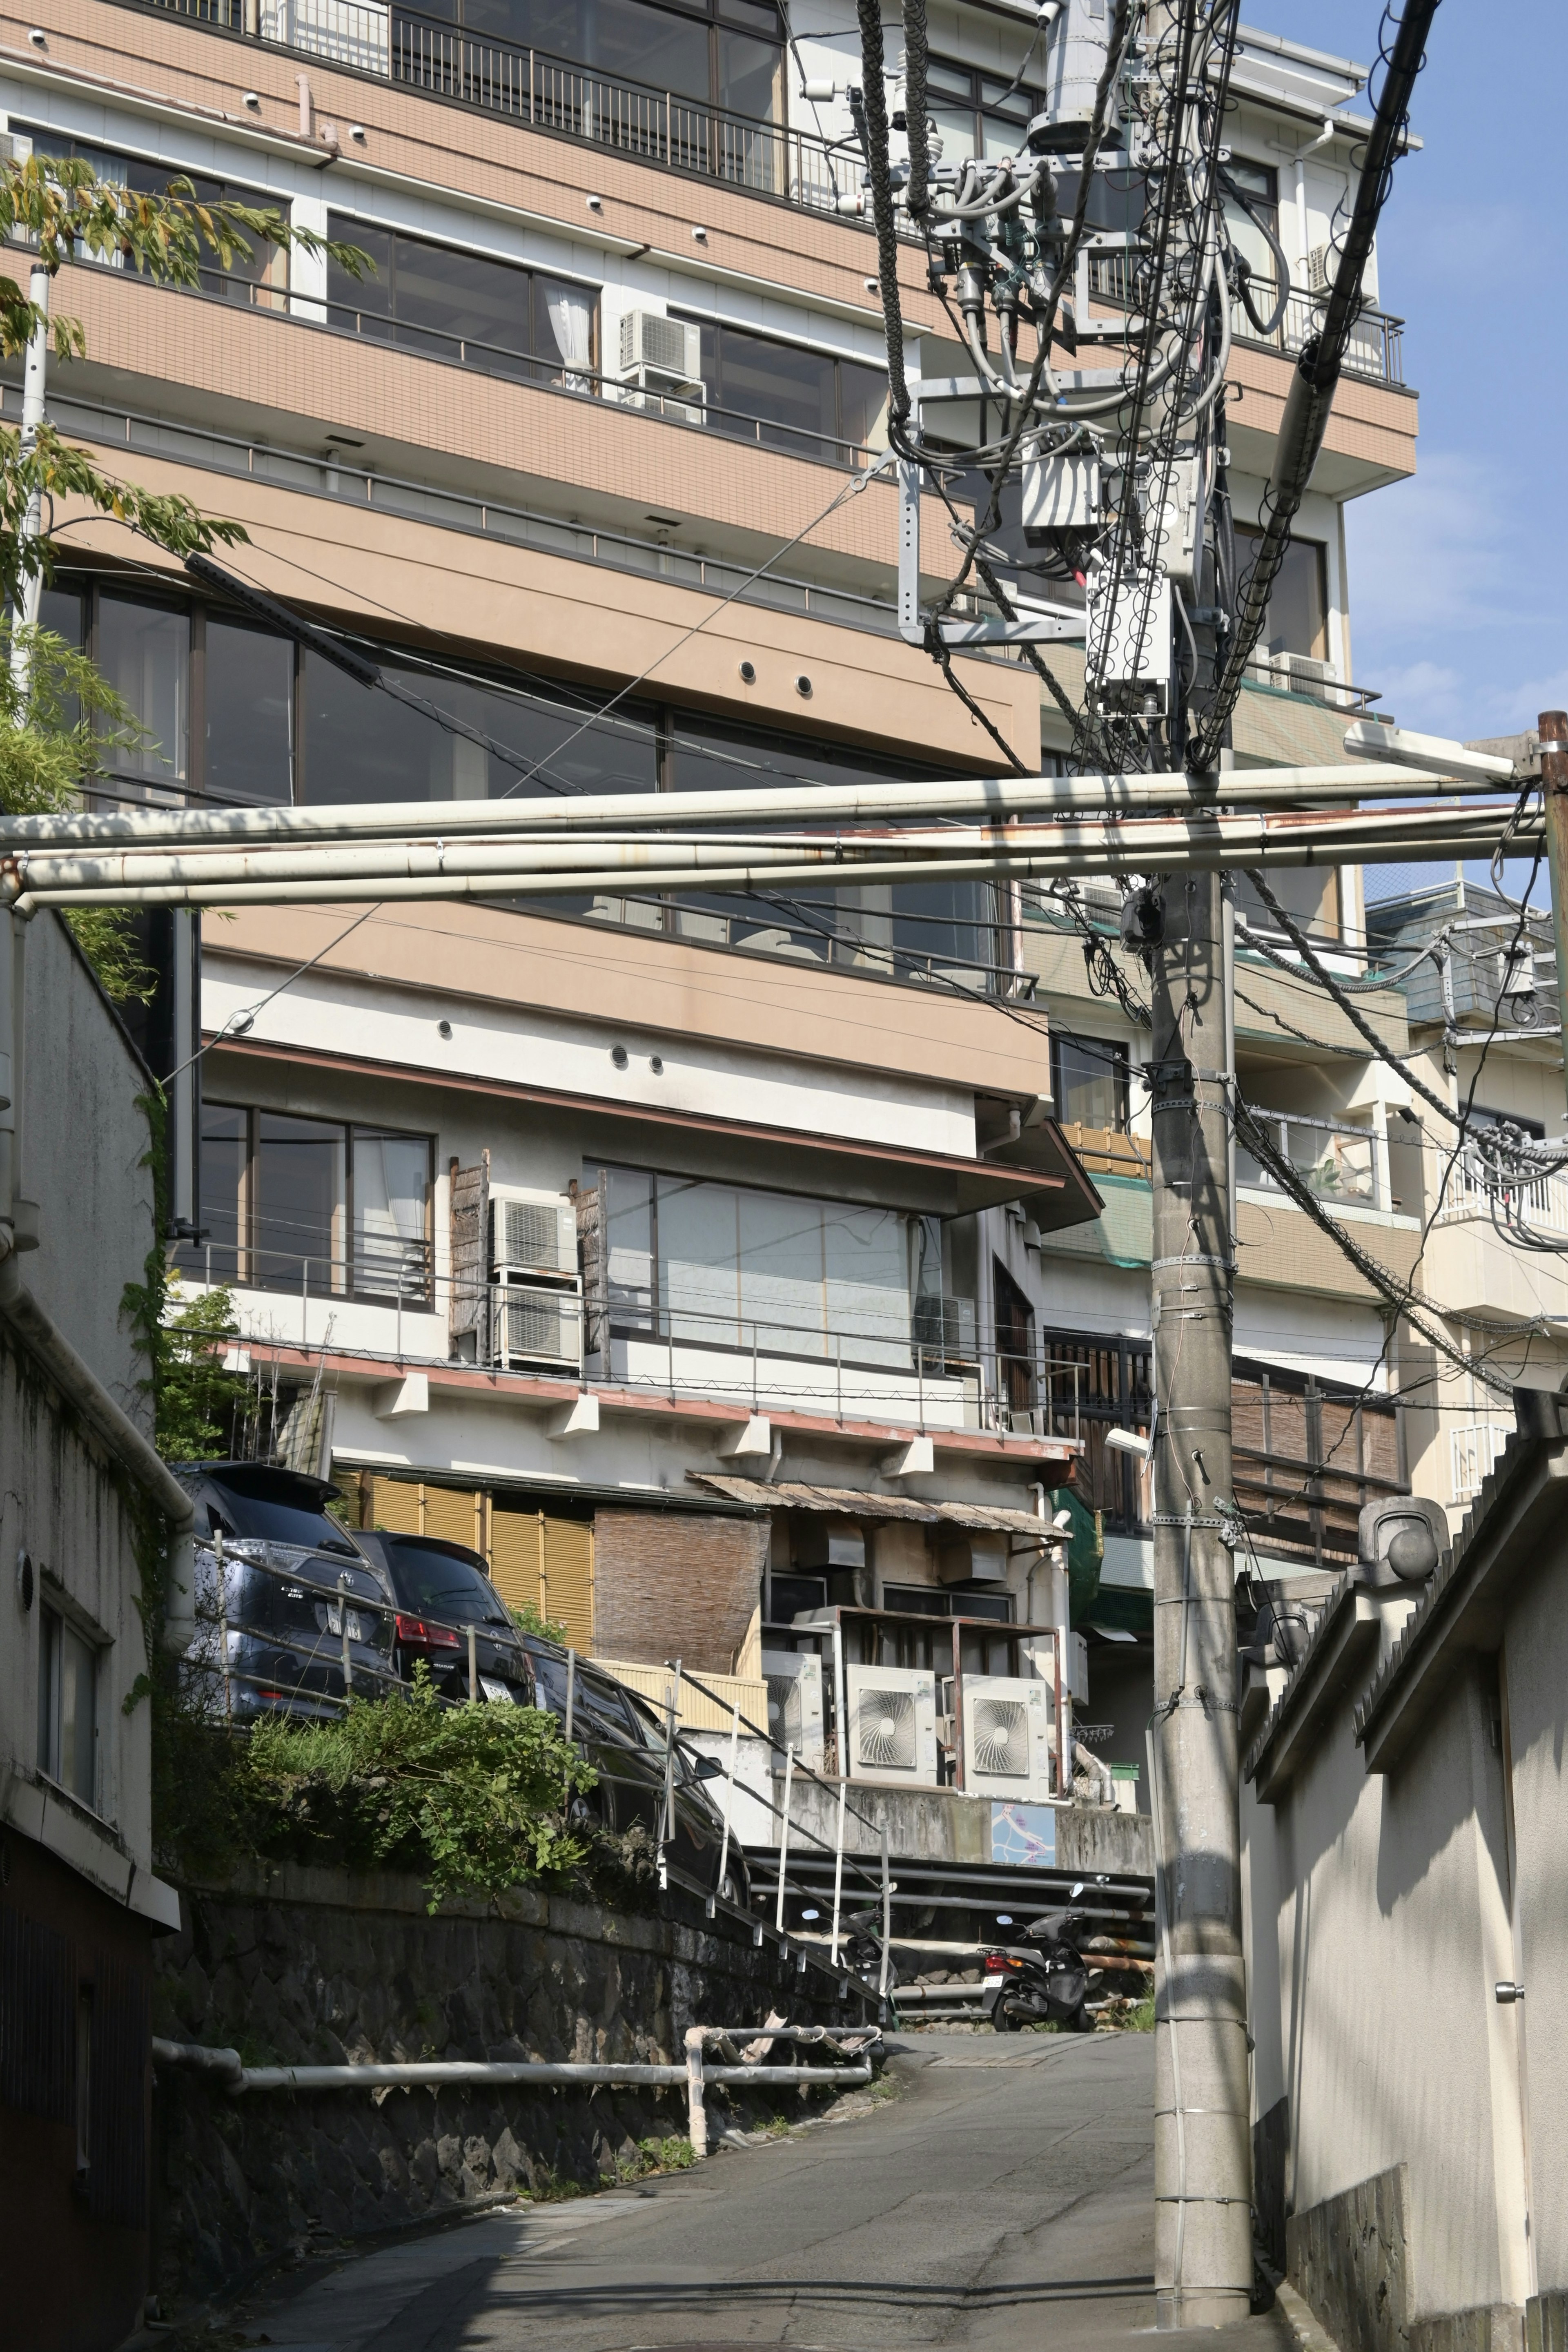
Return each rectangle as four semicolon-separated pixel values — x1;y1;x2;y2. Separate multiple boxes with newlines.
384;1542;509;1626
206;1478;361;1556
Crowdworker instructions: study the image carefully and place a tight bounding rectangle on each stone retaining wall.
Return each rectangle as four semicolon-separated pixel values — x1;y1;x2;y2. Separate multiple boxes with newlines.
152;1863;873;2302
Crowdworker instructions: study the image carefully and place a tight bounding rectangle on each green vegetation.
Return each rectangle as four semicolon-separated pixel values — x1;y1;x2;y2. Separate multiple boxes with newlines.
606;2136;697;2185
508;1600;570;1643
152;1671;594;1911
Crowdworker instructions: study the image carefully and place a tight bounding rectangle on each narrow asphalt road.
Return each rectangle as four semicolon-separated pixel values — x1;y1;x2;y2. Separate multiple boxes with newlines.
240;2032;1295;2352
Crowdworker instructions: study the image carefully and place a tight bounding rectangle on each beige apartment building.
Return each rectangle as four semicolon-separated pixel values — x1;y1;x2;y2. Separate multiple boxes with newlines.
0;0;1432;1789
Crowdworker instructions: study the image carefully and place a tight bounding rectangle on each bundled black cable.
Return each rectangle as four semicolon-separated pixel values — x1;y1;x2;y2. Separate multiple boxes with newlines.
1188;0;1443;771
855;0;911;423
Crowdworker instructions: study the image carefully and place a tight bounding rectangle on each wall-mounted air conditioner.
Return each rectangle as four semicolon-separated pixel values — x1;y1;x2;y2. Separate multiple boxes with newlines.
762;1650;825;1769
489;1284;584;1372
960;1673;1055;1800
845;1665;939;1787
489;1186;579;1284
619;310;702;385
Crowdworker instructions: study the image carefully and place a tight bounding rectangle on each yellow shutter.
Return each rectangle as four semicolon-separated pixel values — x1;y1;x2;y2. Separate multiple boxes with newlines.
489;1506;540;1621
541;1517;593;1654
368;1477;421;1534
423;1484;483;1554
487;1508;592;1651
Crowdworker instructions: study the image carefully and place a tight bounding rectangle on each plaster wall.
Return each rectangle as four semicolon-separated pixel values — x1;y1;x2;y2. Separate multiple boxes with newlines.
0;915;163;1904
1500;1550;1568;2296
1256;1653;1530;2324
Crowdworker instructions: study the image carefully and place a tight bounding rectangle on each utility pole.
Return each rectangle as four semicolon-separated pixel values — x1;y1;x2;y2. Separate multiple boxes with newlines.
1143;0;1251;2323
1539;708;1568;1115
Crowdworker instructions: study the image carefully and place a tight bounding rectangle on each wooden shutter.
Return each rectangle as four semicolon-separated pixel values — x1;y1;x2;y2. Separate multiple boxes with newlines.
449;1151;490;1352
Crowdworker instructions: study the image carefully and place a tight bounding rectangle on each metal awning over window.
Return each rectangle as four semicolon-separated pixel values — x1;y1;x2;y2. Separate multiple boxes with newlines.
688;1474;1062;1537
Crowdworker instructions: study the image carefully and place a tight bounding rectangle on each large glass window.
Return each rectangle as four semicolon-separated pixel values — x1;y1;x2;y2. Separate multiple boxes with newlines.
18;129;285;305
207;619;294;803
922;52;1047;165
1051;1032;1130;1132
326;218;595;387
591;1162;920;1367
180;1110;433;1302
679;313;886;465
98;596;189;786
439;0;782;122
1239;531;1328;663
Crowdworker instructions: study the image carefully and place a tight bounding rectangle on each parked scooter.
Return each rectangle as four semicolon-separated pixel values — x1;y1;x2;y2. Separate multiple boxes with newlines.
983;1904;1094;2033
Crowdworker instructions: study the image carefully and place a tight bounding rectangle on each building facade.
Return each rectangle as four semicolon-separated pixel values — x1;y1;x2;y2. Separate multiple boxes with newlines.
0;911;182;2352
0;2;1422;1794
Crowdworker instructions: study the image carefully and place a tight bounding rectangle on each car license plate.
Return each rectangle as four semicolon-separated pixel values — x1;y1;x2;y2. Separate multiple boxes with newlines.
480;1677;515;1703
326;1606;364;1641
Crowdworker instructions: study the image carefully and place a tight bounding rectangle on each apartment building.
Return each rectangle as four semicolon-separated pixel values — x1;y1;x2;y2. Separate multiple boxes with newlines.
0;0;1420;1784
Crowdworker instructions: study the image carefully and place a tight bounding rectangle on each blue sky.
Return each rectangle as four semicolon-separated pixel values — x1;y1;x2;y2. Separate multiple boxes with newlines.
1241;0;1568;748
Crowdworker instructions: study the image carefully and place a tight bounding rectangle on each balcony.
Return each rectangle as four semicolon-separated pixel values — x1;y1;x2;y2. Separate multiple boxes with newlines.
1236;1110;1385;1215
134;0;859;219
1087;255;1405;390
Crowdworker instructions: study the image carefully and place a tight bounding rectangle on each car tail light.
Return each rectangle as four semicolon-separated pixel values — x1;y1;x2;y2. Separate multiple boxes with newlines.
394;1612;461;1649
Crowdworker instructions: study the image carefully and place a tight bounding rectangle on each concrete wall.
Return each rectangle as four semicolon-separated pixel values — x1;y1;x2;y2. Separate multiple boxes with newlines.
771;1777;1152;1874
153;1861;875;2301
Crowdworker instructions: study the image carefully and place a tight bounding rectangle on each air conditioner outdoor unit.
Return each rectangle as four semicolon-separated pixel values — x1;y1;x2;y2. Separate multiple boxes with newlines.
960;1673;1056;1800
489;1187;579;1283
845;1665;940;1786
489;1284;584;1372
762;1650;825;1768
619;310;702;385
1268;649;1335;688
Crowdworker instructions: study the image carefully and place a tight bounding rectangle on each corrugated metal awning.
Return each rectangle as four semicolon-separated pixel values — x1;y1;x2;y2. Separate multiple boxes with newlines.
688;1473;1060;1537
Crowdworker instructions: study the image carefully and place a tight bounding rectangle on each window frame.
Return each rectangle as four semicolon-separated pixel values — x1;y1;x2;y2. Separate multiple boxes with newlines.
670;308;885;468
1051;1029;1132;1134
325;213;600;388
923;51;1048;164
181;1105;437;1304
36;1598;102;1816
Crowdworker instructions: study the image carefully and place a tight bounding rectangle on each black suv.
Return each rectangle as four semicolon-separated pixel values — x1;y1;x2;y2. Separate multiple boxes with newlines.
173;1461;398;1723
354;1530;531;1703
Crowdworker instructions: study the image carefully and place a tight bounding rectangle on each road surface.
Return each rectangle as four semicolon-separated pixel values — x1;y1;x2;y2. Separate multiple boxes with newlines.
237;2031;1296;2352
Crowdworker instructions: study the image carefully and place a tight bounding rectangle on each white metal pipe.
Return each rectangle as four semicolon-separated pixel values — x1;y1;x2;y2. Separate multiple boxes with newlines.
0;762;1495;858
1342;720;1519;785
13;822;1538;912
150;2040;872;2100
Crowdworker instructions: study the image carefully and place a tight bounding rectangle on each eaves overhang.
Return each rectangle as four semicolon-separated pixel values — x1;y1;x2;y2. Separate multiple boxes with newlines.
210;1033;1105;1227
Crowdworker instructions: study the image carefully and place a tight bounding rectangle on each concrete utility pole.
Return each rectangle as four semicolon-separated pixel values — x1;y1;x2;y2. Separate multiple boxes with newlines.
9;257;52;705
1147;871;1251;2325
1143;0;1251;2323
1539;708;1568;1116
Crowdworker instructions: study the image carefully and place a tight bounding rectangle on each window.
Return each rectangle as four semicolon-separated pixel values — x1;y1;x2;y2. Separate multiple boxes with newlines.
17;129;286;306
97;597;189;787
38;1607;98;1810
444;0;784;124
676;314;887;466
179;1109;433;1302
1052;1032;1130;1132
326;219;596;388
923;52;1047;165
1222;157;1281;292
1239;531;1328;664
589;1163;930;1369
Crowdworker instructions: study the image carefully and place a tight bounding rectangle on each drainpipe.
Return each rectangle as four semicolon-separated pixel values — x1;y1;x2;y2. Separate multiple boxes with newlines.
1292;120;1336;290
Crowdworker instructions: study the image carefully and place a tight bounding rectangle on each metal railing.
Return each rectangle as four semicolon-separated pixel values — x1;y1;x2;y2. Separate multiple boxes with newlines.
180;1237;436;1316
130;0;862;222
1439;1149;1568;1236
1086;253;1405;388
1450;1421;1510;1505
1236;1110;1383;1211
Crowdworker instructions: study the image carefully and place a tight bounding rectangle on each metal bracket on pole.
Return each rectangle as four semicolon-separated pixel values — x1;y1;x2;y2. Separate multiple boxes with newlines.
898;452;1085;649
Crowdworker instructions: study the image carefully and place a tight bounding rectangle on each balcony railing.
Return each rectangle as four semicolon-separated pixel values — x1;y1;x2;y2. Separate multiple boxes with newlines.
1450;1421;1510;1505
1236;1112;1383;1212
135;0;860;218
1086;254;1405;388
1439;1149;1568;1237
